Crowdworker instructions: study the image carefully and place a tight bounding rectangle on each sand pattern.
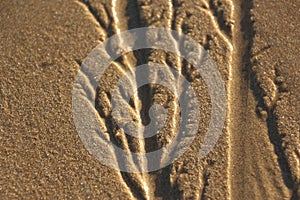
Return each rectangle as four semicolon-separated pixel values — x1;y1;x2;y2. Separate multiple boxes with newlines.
0;0;299;199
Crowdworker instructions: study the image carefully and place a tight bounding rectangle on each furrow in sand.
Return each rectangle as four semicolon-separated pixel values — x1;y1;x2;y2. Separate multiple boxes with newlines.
76;0;152;199
229;0;291;199
74;61;138;199
197;1;234;198
197;1;233;52
76;0;296;199
110;0;153;199
76;0;111;38
155;0;183;197
163;0;181;156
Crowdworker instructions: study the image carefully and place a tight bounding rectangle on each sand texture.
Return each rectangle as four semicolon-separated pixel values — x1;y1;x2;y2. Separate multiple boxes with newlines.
0;0;299;199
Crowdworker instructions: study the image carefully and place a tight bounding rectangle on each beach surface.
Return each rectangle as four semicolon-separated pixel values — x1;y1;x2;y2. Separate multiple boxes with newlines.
0;0;299;199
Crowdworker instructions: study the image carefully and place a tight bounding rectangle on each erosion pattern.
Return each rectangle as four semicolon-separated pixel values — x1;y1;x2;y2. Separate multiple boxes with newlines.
0;0;298;199
75;0;299;199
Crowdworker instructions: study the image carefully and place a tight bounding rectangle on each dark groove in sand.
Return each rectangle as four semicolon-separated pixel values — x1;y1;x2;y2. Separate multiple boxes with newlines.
126;0;144;29
246;8;297;200
78;0;105;28
197;1;233;198
208;0;232;38
159;1;187;197
77;0;296;199
77;0;114;36
77;0;153;199
111;0;153;199
229;0;292;199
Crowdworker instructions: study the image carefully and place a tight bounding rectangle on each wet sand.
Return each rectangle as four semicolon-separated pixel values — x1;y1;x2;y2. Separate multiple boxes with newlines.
0;0;299;199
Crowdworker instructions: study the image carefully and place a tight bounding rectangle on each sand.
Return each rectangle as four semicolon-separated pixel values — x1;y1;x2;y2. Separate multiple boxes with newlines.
0;0;299;199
